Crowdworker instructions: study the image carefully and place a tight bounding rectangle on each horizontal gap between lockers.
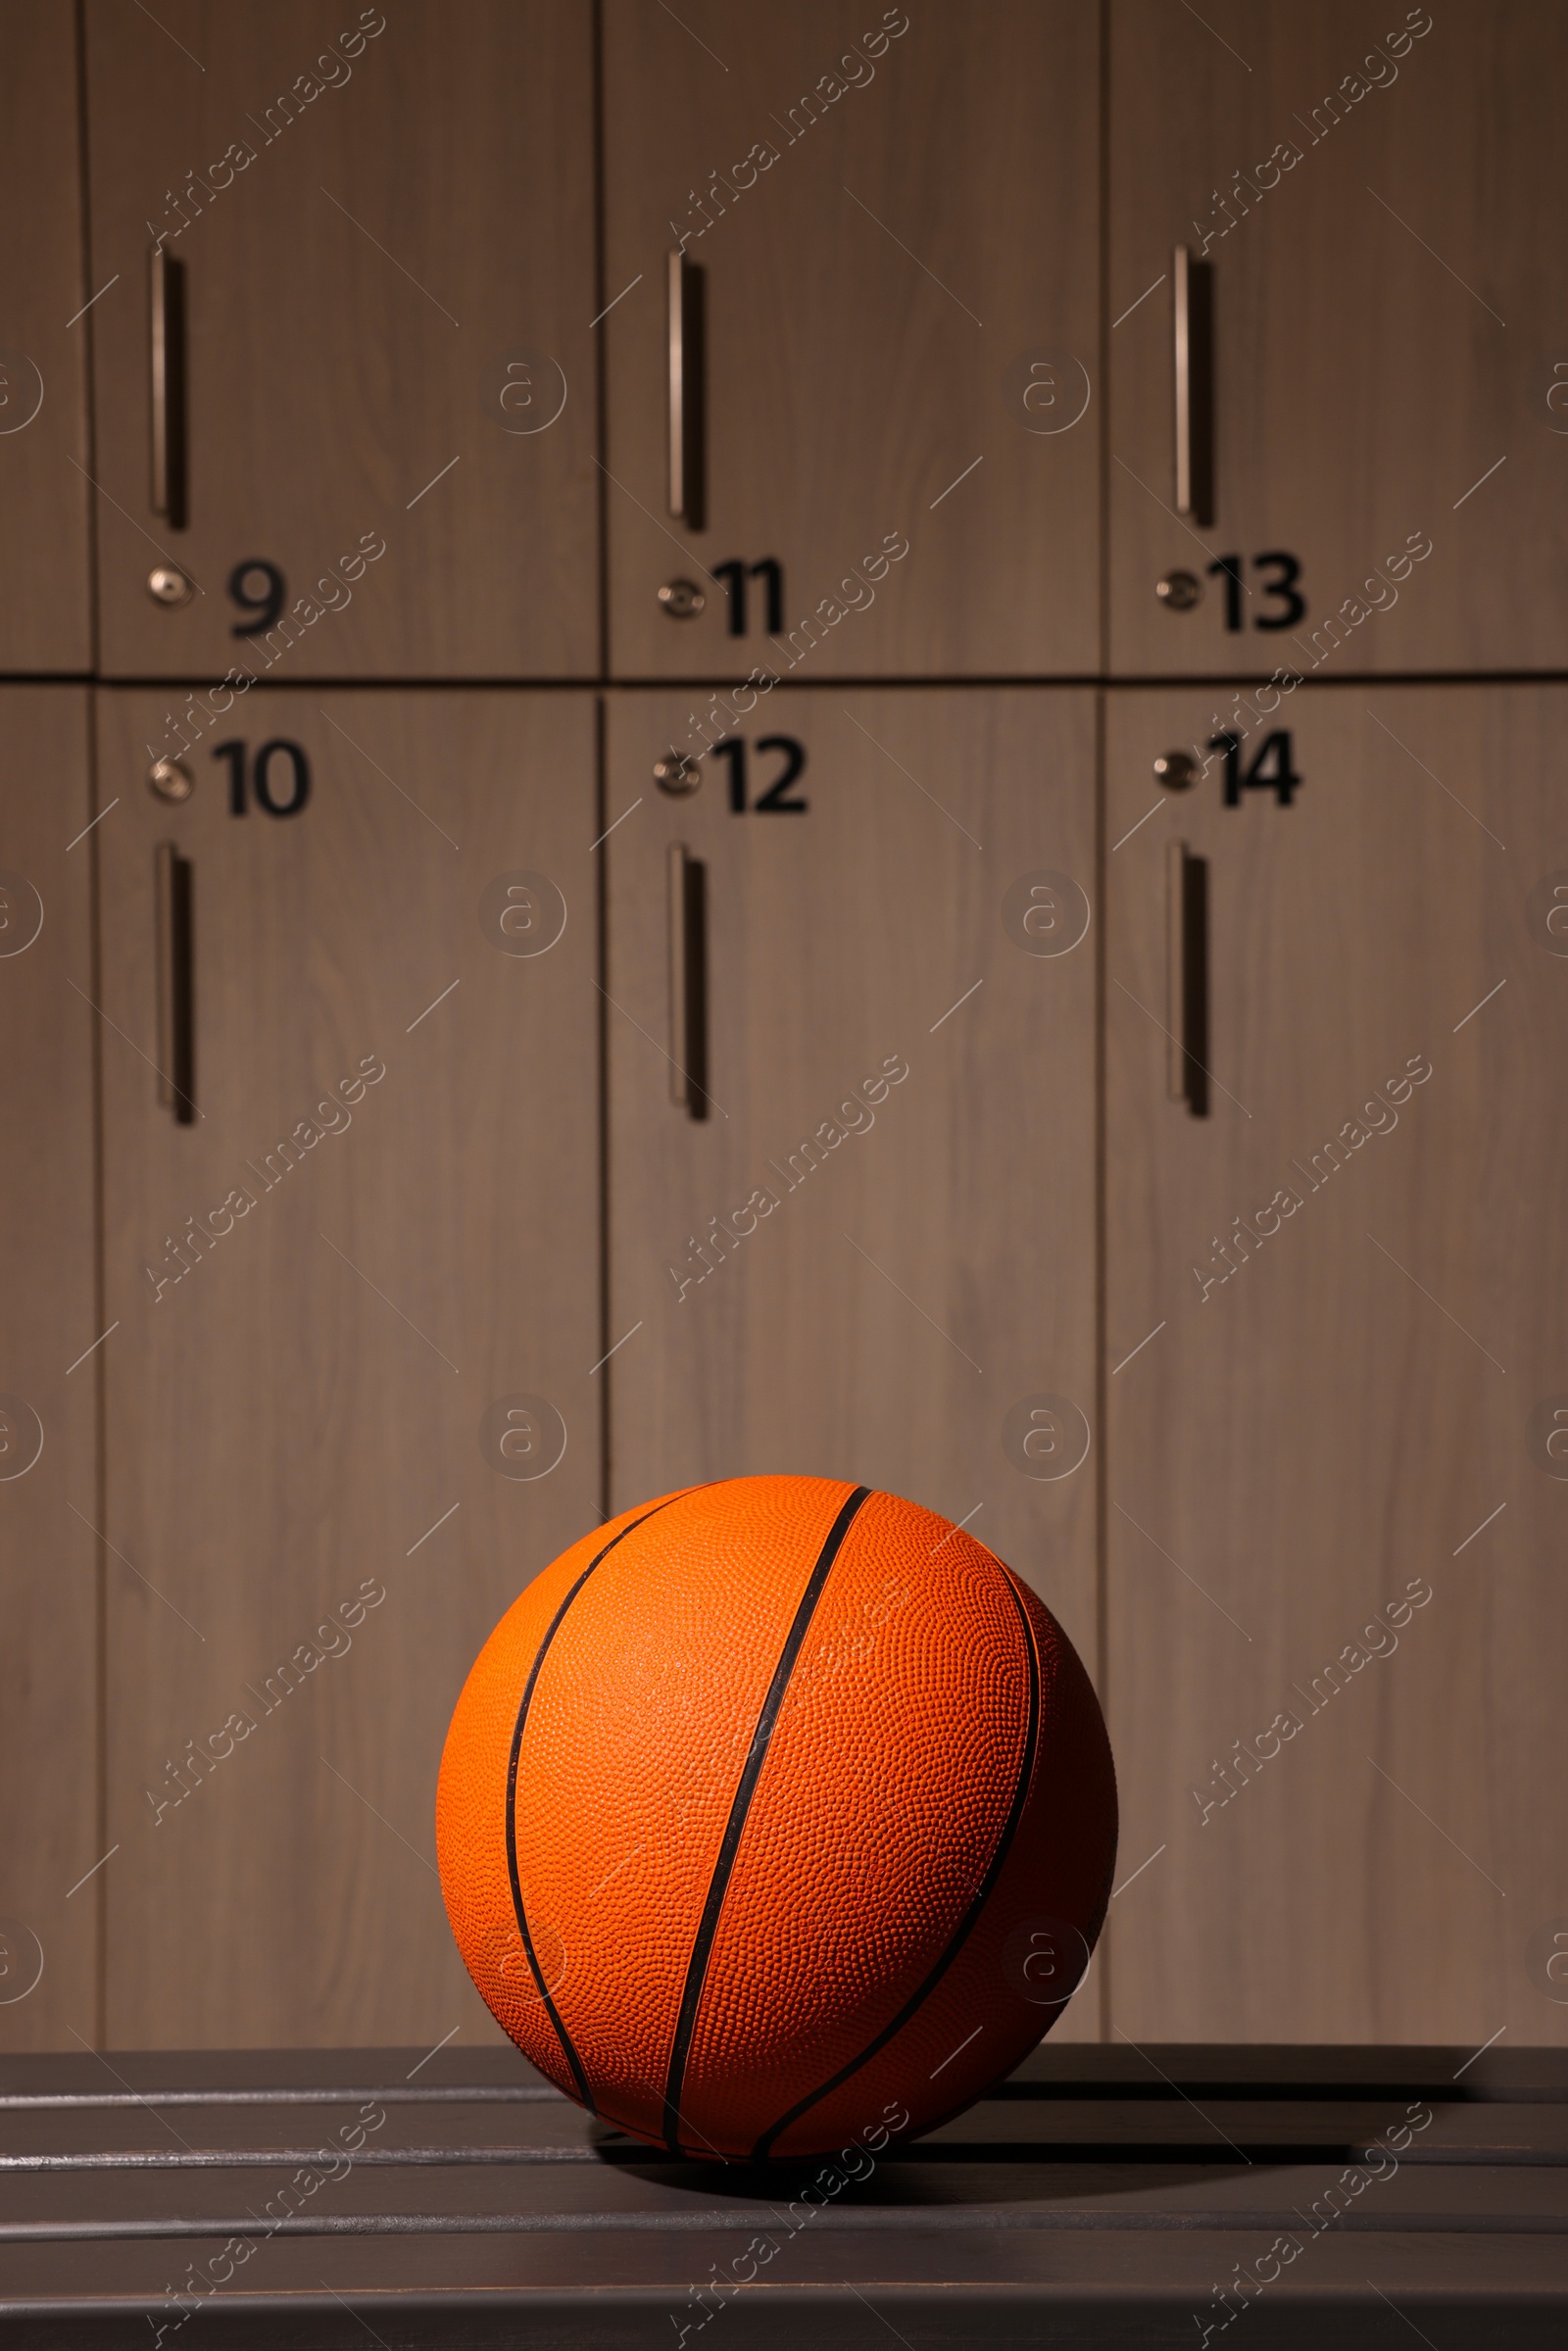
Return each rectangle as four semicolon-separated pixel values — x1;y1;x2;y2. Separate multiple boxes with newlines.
8;671;1568;695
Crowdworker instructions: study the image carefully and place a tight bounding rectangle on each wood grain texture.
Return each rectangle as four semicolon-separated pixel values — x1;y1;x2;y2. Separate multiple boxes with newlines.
1107;0;1564;675
602;1;1102;678
83;1;597;680
0;3;92;670
94;689;601;2044
1103;684;1568;2043
0;691;99;2048
605;689;1102;2040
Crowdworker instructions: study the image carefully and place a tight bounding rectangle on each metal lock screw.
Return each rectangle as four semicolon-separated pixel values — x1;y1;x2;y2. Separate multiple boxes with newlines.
1153;750;1199;791
146;563;194;608
1154;569;1202;612
653;752;700;796
148;758;193;803
658;579;706;619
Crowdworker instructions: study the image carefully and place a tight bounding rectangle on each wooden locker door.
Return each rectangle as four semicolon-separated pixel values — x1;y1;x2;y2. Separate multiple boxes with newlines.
601;2;1101;680
1104;685;1568;2043
0;692;98;2046
606;688;1102;2043
1107;2;1567;676
83;2;596;682
95;688;600;2044
0;4;91;669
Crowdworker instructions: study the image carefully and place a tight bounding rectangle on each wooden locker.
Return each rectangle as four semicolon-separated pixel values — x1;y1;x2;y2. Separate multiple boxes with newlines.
82;2;597;682
0;3;92;671
1104;684;1568;2042
94;688;600;2044
605;689;1103;2036
601;2;1101;679
0;691;99;2047
1107;1;1566;676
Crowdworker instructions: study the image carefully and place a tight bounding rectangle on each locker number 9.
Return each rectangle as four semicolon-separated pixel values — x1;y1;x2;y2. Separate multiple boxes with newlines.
227;561;286;636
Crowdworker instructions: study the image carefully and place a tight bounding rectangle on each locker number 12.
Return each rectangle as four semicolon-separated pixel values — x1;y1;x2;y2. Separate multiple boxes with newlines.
711;736;808;814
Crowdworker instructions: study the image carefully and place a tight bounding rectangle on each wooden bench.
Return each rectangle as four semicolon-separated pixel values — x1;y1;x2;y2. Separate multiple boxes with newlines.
2;2042;1563;2344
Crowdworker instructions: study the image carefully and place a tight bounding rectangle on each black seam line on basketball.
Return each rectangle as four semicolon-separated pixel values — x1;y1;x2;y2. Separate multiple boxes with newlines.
660;1484;872;2156
749;1565;1043;2162
505;1494;692;2119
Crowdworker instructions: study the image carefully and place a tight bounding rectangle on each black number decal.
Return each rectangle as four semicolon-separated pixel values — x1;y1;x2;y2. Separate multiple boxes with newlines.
1208;729;1300;808
752;735;808;813
1206;555;1244;633
212;738;247;816
712;563;746;637
710;735;808;812
749;558;783;636
711;736;747;812
710;557;785;638
214;738;312;817
254;739;311;816
1203;551;1305;631
1252;550;1304;630
227;560;285;638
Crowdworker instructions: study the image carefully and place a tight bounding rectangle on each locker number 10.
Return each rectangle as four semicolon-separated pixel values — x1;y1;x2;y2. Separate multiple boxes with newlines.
212;738;312;817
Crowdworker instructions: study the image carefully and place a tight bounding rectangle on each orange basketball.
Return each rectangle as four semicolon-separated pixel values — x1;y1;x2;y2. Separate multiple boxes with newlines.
436;1476;1116;2159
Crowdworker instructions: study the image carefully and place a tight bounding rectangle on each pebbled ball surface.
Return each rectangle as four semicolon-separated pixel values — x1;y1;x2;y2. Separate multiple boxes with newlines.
436;1474;1116;2159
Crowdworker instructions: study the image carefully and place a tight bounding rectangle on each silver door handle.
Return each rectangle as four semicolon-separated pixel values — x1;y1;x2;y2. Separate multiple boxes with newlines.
1166;837;1189;1102
155;840;196;1122
150;244;187;526
1172;243;1192;516
667;840;691;1107
1166;838;1208;1116
667;249;687;519
666;840;708;1118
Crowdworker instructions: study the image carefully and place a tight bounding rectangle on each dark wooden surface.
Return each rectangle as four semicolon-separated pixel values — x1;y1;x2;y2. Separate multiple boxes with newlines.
0;2044;1564;2344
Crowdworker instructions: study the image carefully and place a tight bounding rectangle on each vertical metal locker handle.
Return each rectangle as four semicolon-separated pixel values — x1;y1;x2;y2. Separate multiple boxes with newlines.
667;249;687;520
150;246;170;514
1166;838;1209;1117
155;841;196;1123
665;250;705;527
149;243;188;527
1172;244;1193;516
667;841;690;1104
1165;838;1189;1102
666;841;708;1119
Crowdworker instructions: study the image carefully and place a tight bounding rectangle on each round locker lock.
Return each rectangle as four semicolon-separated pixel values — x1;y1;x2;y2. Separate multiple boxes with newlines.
1153;750;1199;791
147;758;194;804
146;563;194;608
1154;569;1202;611
653;752;700;796
658;579;706;619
